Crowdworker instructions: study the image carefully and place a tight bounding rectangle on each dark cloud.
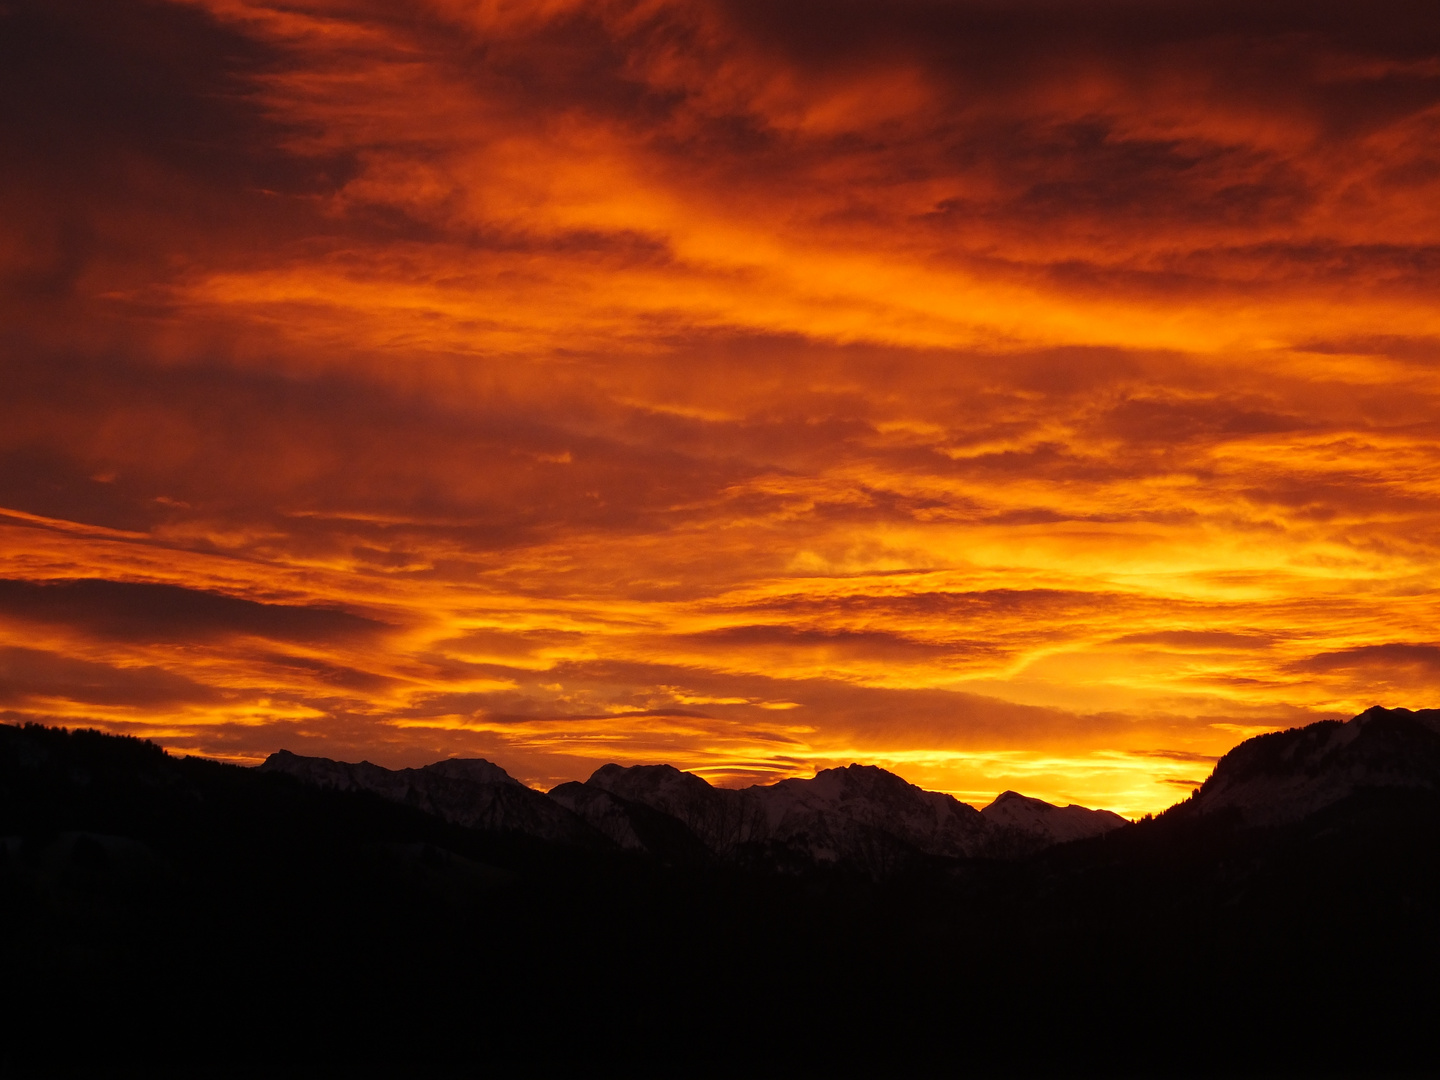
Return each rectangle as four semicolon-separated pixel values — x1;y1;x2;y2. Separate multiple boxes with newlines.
1164;243;1440;293
977;124;1311;232
1;0;282;177
1296;335;1440;362
1098;397;1310;446
579;0;1440;258
250;652;398;694
0;347;766;557
0;0;347;315
0;646;222;708
1116;631;1274;651
1131;749;1223;764
715;0;1440;121
481;708;718;724
434;628;587;660
1241;478;1436;519
684;623;970;661
0;579;385;645
722;589;1137;641
0;444;165;534
1295;643;1440;674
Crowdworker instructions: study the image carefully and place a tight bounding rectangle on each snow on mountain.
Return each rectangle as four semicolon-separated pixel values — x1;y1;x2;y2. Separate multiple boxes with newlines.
1179;705;1440;827
547;781;710;862
581;761;1101;870
584;762;916;873
260;751;1133;871
585;763;766;852
547;782;648;850
259;750;604;846
981;790;1128;844
419;758;526;788
758;764;991;861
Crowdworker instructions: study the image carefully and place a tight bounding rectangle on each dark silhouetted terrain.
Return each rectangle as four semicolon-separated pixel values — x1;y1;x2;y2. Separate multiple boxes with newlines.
4;709;1440;1075
262;750;1127;872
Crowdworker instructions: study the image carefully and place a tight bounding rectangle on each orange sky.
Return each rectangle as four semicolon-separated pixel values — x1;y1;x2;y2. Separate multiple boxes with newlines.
3;0;1440;815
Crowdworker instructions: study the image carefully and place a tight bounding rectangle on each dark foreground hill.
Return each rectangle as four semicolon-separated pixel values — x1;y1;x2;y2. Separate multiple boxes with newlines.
3;712;1440;1076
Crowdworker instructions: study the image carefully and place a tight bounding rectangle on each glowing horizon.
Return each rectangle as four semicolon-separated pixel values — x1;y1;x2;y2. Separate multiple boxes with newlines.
3;0;1440;817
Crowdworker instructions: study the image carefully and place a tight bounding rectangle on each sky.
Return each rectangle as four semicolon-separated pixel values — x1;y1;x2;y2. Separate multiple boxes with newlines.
3;0;1440;816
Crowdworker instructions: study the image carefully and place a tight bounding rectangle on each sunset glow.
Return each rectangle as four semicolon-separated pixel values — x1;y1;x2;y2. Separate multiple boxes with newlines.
5;0;1440;815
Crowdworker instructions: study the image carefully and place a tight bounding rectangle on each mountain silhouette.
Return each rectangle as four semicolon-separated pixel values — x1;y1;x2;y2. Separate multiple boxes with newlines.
263;750;1124;872
583;760;1001;870
1174;705;1440;826
5;709;1440;1074
546;778;712;861
981;789;1129;843
259;748;607;847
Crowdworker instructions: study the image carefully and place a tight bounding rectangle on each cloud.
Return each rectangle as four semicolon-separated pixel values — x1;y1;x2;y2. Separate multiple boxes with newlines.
0;646;223;709
1131;749;1223;764
0;0;340;326
1295;643;1440;674
2;0;1439;815
1115;631;1274;651
0;578;385;645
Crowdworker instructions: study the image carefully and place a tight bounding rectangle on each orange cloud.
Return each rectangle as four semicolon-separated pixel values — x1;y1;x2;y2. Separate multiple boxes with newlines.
3;0;1440;814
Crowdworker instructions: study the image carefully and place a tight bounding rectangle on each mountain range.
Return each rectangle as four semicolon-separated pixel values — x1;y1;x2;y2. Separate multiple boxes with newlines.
6;705;1440;1073
244;706;1440;872
261;749;1128;873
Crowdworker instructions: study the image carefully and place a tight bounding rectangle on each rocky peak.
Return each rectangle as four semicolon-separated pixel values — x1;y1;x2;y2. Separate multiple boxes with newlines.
421;758;524;787
260;749;604;847
981;790;1129;844
1180;705;1440;827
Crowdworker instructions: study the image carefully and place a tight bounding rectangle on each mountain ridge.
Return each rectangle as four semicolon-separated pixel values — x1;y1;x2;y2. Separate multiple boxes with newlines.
258;748;608;848
259;705;1440;869
261;749;1128;872
1173;705;1440;827
981;789;1130;844
6;710;1440;1073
